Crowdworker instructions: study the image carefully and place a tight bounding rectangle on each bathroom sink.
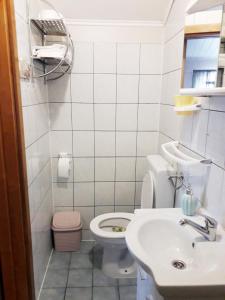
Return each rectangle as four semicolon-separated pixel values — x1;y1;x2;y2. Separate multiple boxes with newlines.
125;208;225;298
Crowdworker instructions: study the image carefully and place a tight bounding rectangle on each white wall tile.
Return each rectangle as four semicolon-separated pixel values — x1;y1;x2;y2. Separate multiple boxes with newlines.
51;131;72;157
138;104;159;131
53;182;73;207
116;132;137;157
48;75;71;102
117;75;139;103
95;131;115;156
74;182;94;206
73;131;94;157
95;206;114;216
49;103;72;130
73;42;93;73
115;206;134;213
71;74;93;103
116;158;136;181
95;182;115;205
14;0;27;20
191;110;209;156
204;165;224;221
95;158;115;181
140;44;163;74
72;104;94;130
74;207;94;229
117;43;140;74
139;75;161;103
94;74;116;103
115;182;135;205
95;104;116;130
74;158;94;182
116;104;138;131
163;31;184;73
137;132;158;156
94;43;116;73
206;111;225;167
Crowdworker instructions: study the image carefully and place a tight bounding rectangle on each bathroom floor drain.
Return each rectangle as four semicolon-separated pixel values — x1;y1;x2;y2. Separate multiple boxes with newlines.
171;260;186;270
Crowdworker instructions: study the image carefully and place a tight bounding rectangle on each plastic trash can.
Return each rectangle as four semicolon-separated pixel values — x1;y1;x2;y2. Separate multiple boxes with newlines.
52;211;82;251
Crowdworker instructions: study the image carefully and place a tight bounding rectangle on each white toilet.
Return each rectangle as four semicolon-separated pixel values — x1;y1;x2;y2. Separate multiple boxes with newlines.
90;155;175;278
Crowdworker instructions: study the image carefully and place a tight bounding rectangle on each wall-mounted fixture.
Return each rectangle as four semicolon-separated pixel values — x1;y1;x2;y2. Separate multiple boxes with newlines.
30;4;74;81
161;141;212;167
174;96;203;114
180;1;225;96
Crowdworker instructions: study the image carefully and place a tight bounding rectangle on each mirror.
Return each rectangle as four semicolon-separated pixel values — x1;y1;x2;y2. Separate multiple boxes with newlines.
182;6;224;89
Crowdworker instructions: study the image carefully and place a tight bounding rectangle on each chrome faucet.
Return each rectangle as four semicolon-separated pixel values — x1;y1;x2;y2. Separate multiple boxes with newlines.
179;214;217;241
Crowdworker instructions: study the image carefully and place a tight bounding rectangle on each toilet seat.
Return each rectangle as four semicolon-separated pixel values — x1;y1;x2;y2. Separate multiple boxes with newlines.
90;212;134;239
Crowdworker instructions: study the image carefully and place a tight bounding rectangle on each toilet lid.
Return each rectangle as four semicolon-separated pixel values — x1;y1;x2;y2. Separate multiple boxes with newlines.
90;213;134;239
141;171;154;209
53;211;81;230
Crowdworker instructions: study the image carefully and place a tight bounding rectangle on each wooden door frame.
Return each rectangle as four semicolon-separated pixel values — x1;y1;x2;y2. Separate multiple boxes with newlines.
0;0;35;299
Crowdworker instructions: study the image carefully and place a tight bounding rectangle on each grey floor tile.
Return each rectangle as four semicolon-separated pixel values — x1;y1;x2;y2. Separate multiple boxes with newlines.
79;241;95;254
49;251;71;270
93;244;103;269
93;287;119;300
39;288;65;300
93;269;117;287
67;269;92;287
43;269;68;288
70;253;93;269
118;277;137;286
65;287;92;300
119;286;137;300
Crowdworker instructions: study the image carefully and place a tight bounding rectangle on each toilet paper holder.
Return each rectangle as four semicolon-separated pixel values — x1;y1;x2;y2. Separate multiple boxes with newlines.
57;152;72;179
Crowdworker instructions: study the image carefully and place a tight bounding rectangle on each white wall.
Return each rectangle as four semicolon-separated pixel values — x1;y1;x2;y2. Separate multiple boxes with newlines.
49;24;163;239
13;0;53;298
160;0;225;226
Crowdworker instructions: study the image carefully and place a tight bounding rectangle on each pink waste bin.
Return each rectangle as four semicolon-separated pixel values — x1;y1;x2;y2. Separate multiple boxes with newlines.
52;211;82;252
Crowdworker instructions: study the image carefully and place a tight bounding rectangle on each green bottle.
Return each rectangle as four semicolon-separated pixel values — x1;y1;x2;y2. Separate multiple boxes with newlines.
181;185;199;216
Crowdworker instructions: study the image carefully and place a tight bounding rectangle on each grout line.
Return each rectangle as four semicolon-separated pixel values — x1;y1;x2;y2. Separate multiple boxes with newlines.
37;249;53;300
114;43;118;213
133;43;142;210
25;129;49;150
93;42;96;219
64;252;72;300
28;159;50;188
70;67;75;212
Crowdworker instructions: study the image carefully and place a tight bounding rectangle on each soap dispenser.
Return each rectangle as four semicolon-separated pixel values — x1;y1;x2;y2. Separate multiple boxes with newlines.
181;185;199;216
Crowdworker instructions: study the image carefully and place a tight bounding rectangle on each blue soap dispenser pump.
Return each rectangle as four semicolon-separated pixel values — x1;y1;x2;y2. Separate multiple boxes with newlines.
181;185;198;216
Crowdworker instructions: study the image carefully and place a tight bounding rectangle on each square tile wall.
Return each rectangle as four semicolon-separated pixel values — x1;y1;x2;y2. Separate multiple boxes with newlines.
160;0;225;226
49;42;162;237
14;0;53;298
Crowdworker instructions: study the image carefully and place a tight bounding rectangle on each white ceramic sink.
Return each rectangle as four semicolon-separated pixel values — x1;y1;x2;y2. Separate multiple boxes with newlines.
125;208;225;298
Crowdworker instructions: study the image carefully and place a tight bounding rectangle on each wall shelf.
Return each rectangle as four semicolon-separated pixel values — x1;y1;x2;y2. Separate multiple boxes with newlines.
31;19;67;36
30;11;74;81
180;87;225;97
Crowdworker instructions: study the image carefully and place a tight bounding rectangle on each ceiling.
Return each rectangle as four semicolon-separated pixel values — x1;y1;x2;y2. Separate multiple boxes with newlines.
47;0;173;23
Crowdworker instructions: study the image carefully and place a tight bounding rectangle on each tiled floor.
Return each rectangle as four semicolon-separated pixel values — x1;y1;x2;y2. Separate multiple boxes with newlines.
40;242;137;300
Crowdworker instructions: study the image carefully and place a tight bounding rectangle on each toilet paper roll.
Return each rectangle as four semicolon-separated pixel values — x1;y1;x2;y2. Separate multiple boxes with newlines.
58;153;71;179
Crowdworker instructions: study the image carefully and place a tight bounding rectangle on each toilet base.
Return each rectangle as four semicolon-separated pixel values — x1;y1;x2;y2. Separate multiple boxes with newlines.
102;246;137;279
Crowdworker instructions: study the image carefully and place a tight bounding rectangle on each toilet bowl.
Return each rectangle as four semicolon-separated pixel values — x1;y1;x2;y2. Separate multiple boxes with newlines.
90;155;175;279
90;212;135;278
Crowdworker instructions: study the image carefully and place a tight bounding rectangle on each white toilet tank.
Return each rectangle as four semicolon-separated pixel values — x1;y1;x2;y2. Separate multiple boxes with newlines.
141;155;175;208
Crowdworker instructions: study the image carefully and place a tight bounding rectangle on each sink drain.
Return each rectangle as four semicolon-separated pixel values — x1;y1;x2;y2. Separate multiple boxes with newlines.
171;260;186;270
